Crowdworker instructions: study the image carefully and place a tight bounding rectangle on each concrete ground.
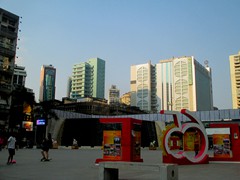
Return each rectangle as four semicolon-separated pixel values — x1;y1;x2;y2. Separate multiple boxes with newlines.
0;147;240;180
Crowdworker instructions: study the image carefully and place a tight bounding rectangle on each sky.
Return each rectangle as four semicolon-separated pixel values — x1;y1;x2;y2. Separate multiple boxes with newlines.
1;0;240;110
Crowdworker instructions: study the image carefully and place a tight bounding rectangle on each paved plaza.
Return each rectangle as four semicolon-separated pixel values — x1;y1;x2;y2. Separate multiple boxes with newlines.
0;147;240;180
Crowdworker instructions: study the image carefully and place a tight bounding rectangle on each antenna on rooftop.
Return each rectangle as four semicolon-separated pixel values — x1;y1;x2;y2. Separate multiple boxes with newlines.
204;60;209;67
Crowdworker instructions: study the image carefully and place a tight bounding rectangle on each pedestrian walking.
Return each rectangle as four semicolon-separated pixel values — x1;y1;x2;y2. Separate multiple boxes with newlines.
41;133;53;161
7;133;17;164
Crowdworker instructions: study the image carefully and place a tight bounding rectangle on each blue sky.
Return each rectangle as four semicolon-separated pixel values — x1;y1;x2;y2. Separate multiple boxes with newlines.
1;0;240;109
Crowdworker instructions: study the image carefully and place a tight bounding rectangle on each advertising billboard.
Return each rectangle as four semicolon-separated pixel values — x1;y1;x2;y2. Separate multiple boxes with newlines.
36;119;46;125
22;121;33;131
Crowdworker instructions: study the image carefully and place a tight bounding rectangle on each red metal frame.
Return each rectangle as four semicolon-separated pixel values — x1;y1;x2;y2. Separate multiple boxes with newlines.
209;123;240;162
95;118;143;164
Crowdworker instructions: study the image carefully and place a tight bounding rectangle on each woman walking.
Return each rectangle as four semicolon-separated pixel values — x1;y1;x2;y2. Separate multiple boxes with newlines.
41;133;53;161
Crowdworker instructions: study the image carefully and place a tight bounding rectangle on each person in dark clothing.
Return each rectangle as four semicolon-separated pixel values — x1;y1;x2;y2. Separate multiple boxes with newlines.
41;133;52;161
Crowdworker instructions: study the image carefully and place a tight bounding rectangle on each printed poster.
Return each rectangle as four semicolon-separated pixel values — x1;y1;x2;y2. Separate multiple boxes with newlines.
103;130;121;160
183;132;195;151
213;134;230;158
22;121;33;131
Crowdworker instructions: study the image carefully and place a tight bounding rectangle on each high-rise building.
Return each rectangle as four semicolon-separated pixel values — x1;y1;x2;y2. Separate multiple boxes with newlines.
131;56;213;112
39;64;56;102
0;8;19;127
13;64;27;87
130;61;157;112
66;76;72;98
155;59;172;111
156;56;213;112
229;51;240;109
71;58;105;99
108;85;120;105
88;58;105;99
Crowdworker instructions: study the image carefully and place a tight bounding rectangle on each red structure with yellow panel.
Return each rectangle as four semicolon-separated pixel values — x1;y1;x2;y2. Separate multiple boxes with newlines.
208;123;240;162
95;118;143;164
160;109;209;165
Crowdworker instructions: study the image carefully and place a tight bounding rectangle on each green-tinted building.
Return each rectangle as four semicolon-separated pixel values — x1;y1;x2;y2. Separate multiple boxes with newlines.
39;64;56;102
71;58;105;99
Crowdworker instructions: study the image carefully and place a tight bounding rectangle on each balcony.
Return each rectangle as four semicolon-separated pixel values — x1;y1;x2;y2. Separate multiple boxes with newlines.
0;65;14;74
0;82;12;94
0;46;15;56
0;25;18;38
0;41;15;51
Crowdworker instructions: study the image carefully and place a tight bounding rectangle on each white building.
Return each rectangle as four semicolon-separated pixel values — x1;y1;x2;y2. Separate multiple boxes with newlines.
131;56;213;112
130;61;157;112
13;64;27;87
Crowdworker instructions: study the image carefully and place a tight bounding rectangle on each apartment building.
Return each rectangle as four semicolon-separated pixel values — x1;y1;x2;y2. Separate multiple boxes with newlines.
71;58;105;99
0;8;19;127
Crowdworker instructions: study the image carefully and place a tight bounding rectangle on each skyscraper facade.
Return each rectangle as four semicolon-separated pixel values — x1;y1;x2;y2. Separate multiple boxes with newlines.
108;85;120;105
130;61;157;112
156;56;213;112
88;58;105;99
155;59;173;111
131;56;213;112
0;8;19;127
39;65;56;102
71;58;105;99
229;51;240;109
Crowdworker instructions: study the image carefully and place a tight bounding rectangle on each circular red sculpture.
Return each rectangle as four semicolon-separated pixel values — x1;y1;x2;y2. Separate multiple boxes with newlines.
160;109;209;165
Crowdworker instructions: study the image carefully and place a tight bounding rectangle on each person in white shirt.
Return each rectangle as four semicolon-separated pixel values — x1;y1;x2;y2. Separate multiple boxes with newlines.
7;133;17;165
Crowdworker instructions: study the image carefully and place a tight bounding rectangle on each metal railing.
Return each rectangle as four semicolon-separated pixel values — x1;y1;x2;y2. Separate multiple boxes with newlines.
52;109;240;122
